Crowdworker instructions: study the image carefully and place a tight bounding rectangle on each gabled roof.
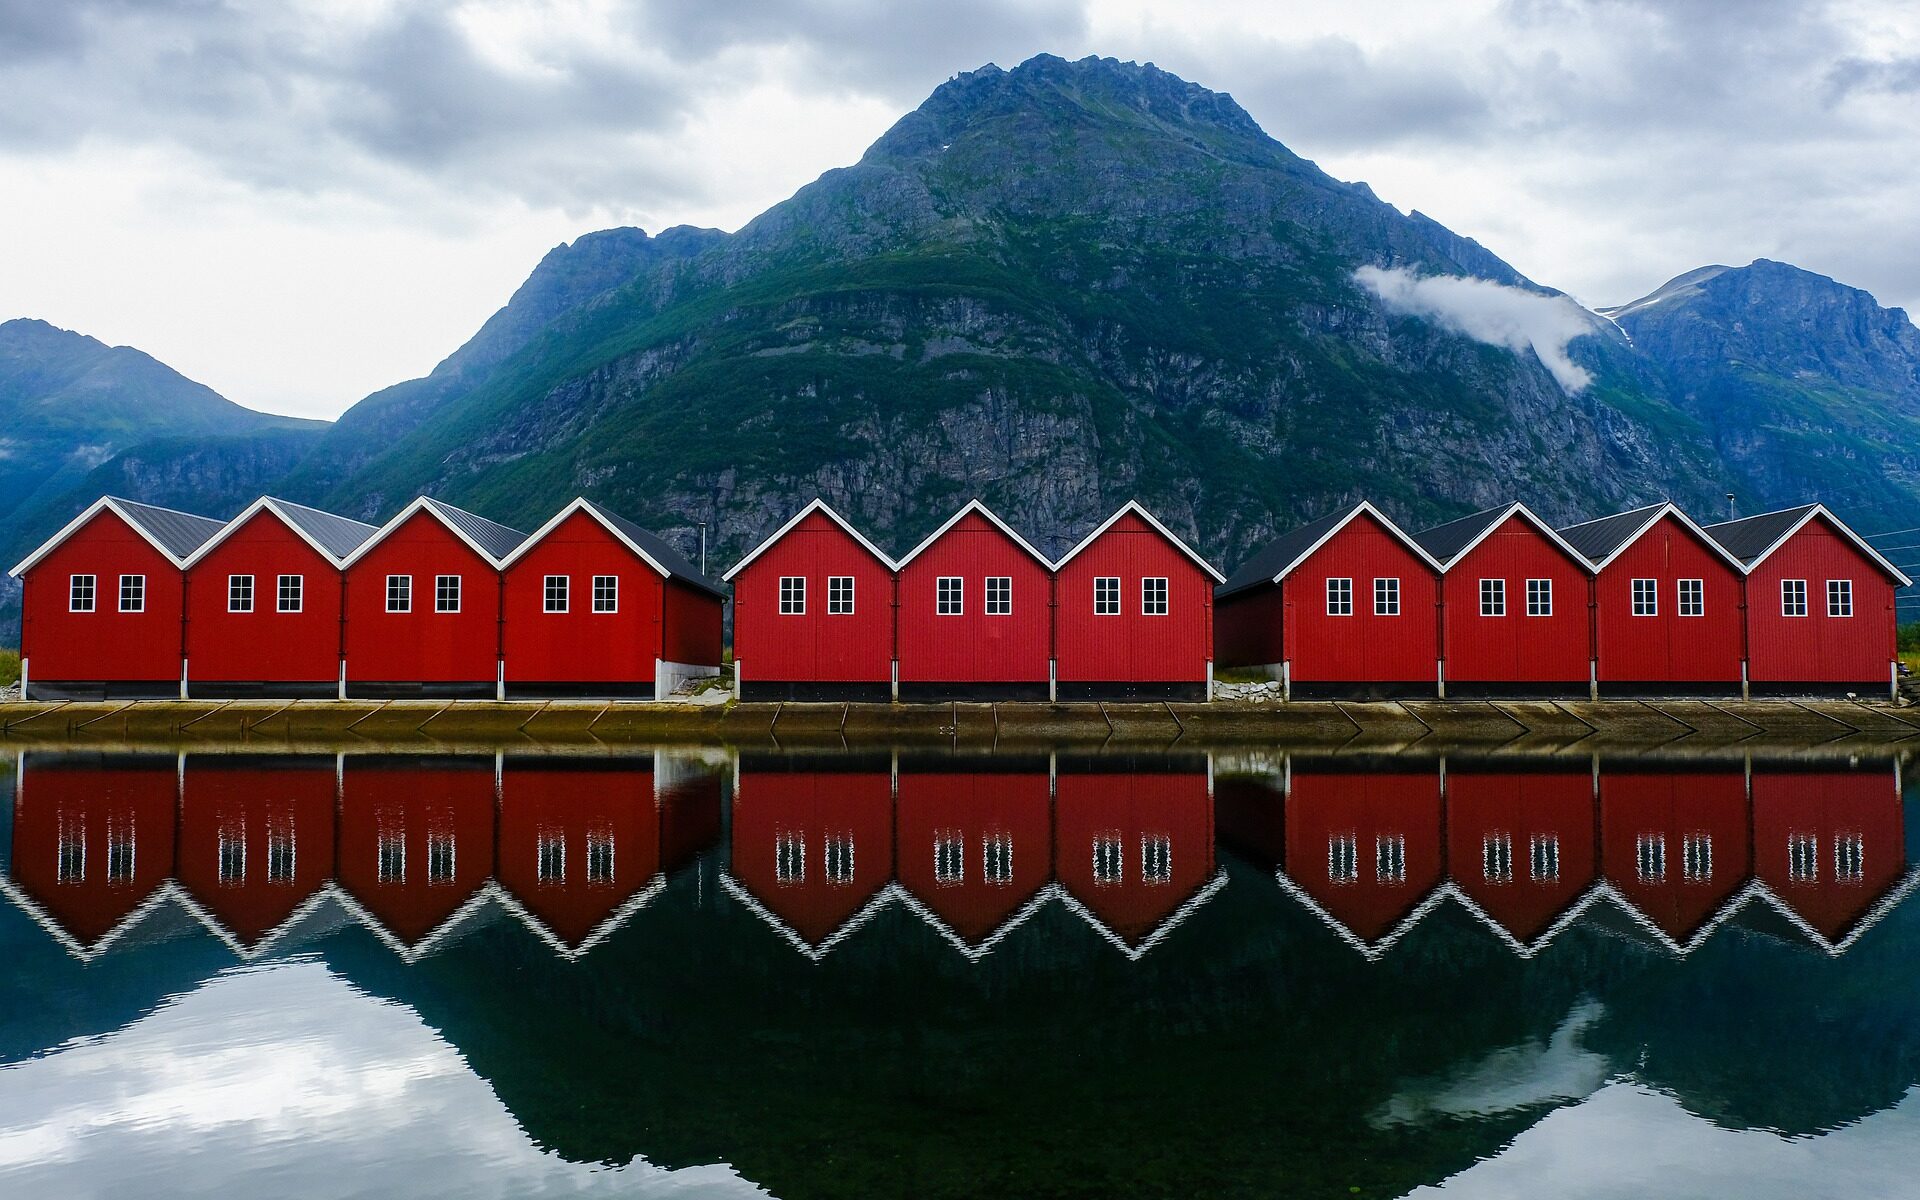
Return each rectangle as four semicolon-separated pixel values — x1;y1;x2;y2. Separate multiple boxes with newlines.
1702;503;1912;585
1557;501;1748;573
894;499;1050;569
502;498;725;598
1052;500;1225;582
1411;501;1591;573
180;496;378;569
338;496;528;570
1216;502;1441;600
9;496;226;578
722;498;899;580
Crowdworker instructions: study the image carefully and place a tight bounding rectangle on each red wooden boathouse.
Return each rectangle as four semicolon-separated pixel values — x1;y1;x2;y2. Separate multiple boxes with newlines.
895;501;1052;701
338;497;526;699
1446;767;1597;951
723;499;898;702
180;497;377;698
499;498;724;699
1559;502;1746;694
9;497;225;700
1598;767;1750;948
1280;763;1445;955
894;761;1053;950
1052;501;1222;701
1703;504;1909;696
1412;503;1592;694
1053;761;1217;951
727;759;895;951
1751;767;1906;945
1213;502;1443;697
177;754;338;952
337;756;498;954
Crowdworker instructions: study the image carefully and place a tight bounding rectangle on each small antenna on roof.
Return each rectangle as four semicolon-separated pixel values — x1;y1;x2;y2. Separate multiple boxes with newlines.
1726;493;1736;522
697;521;708;576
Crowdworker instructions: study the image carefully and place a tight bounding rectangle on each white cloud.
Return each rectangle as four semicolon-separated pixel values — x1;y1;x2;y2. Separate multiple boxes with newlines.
1353;264;1601;392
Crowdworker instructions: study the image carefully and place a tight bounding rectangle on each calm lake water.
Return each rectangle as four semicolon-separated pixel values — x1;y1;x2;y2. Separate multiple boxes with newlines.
0;745;1914;1199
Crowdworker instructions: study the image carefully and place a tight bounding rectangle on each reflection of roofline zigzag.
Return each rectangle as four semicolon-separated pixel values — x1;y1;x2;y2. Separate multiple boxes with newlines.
488;875;669;961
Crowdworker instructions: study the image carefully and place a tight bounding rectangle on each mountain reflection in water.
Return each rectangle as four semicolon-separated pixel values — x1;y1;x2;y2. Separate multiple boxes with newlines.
0;746;1914;1199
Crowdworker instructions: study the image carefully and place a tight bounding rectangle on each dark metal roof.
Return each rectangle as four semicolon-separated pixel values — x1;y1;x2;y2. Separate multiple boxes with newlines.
1701;505;1820;564
267;498;378;560
110;497;226;560
1410;505;1512;565
1217;508;1353;599
586;501;726;598
1557;503;1666;565
421;498;528;563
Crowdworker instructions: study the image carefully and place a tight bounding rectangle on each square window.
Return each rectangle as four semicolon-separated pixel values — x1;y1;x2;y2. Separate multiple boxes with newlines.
435;575;461;613
1781;579;1808;617
1375;834;1406;883
266;824;295;884
1142;577;1169;616
218;828;246;885
938;576;964;616
776;832;805;883
1328;834;1358;883
277;574;303;613
1526;578;1552;617
377;830;405;884
57;816;85;883
427;830;455;884
779;576;805;615
1093;576;1120;615
1827;579;1853;617
593;575;618;613
1835;834;1864;883
228;574;255;613
1632;578;1658;617
1326;577;1353;616
1788;832;1818;882
1479;578;1506;617
828;576;855;614
1374;577;1400;616
387;575;411;613
544;575;569;613
985;576;1012;615
69;574;96;612
1678;578;1704;617
106;819;135;884
824;833;855;884
118;574;145;613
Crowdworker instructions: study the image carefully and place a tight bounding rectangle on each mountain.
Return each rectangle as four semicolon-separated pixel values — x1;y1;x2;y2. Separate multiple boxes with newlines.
1602;259;1920;523
0;319;325;638
285;54;1733;567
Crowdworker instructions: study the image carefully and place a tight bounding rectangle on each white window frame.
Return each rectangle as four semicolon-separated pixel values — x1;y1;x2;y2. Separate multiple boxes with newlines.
1526;578;1552;617
1631;578;1658;617
779;576;805;615
1375;833;1406;883
277;574;303;614
1141;576;1169;616
426;830;455;884
985;576;1012;616
544;575;569;613
69;574;96;613
828;575;855;615
537;831;565;884
592;575;618;613
586;830;615;884
1827;579;1853;618
228;574;255;614
1328;834;1358;883
1479;578;1506;618
1781;579;1808;617
435;574;461;614
938;576;964;616
118;573;145;613
1529;833;1560;881
1677;578;1704;618
386;574;412;613
1326;577;1353;617
1140;834;1172;884
1374;577;1400;616
1093;576;1120;616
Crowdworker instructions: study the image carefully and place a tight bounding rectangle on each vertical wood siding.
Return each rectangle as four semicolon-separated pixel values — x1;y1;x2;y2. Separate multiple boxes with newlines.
343;511;502;684
732;511;894;684
897;512;1050;684
1751;768;1904;940
10;758;178;946
498;759;660;947
1592;514;1744;683
1598;768;1749;940
1054;512;1213;683
1744;517;1899;683
185;510;345;685
1282;513;1440;683
502;510;667;685
1283;767;1444;942
179;758;337;944
1445;769;1597;943
337;759;497;945
894;768;1053;942
21;511;186;684
1053;768;1213;943
729;766;895;945
1440;516;1590;683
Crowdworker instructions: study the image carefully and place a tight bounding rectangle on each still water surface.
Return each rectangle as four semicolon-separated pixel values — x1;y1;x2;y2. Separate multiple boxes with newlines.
0;746;1914;1199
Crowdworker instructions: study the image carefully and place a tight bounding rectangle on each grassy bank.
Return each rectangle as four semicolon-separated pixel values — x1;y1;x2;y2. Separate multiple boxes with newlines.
0;648;17;688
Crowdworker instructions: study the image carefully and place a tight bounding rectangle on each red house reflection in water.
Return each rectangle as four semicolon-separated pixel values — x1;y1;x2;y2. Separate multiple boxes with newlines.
727;759;895;952
177;755;337;953
1599;768;1751;947
1446;767;1599;950
1280;764;1444;954
1054;761;1217;952
6;754;178;955
336;757;497;955
893;761;1053;951
1752;767;1908;947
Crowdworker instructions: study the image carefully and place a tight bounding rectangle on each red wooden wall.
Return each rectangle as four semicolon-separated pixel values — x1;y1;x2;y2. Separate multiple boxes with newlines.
1752;768;1905;941
730;768;895;945
337;760;497;946
1599;768;1749;940
502;511;666;685
21;511;185;685
185;510;345;686
1053;769;1213;944
1054;512;1213;684
1283;767;1444;943
732;510;894;684
178;757;338;946
344;511;502;686
1593;514;1744;683
1446;769;1596;943
11;757;178;946
497;759;659;948
1440;515;1590;684
1285;513;1440;684
894;768;1052;943
897;512;1051;684
1745;517;1899;684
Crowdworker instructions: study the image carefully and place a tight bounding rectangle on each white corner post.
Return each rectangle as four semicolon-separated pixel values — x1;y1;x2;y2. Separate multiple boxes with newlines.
890;659;899;703
735;658;744;703
18;656;27;701
1282;659;1292;703
1048;659;1057;703
1436;659;1446;700
338;661;347;702
1741;660;1750;701
180;659;189;701
654;657;667;702
1894;659;1901;704
1589;660;1599;702
496;660;505;702
1206;658;1214;703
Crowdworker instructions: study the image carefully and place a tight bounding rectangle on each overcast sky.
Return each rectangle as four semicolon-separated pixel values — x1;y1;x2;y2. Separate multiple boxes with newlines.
3;0;1918;420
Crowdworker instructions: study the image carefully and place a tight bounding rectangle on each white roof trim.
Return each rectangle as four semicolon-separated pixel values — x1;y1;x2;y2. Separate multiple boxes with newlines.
721;498;898;581
498;497;668;577
1051;500;1225;582
1575;502;1751;575
1265;501;1446;585
179;496;355;570
337;496;513;570
1434;502;1593;575
894;499;1051;570
9;496;199;578
1733;503;1913;586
